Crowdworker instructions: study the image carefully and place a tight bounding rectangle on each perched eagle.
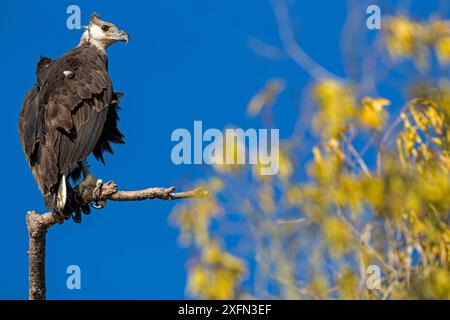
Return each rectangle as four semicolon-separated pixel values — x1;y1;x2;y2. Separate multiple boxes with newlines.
18;14;129;222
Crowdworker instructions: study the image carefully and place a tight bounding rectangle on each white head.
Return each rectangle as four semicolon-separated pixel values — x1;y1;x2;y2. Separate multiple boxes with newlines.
79;14;129;53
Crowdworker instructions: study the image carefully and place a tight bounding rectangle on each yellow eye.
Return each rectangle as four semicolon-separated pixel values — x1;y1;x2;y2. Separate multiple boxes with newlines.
101;25;110;32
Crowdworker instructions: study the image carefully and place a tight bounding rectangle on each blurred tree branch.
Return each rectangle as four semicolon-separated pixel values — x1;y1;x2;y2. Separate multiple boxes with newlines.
271;0;342;81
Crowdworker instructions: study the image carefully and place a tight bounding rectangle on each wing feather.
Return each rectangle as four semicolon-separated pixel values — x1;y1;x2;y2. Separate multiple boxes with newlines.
19;45;120;210
42;46;112;174
19;86;40;163
57;101;108;174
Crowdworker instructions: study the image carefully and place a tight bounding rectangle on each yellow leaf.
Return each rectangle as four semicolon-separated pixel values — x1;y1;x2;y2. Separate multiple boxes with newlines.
247;79;285;117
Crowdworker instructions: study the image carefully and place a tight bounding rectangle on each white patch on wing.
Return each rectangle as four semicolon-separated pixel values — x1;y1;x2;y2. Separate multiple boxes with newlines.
63;70;73;77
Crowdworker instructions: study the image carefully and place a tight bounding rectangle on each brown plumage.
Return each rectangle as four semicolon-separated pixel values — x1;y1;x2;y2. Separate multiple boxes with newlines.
18;14;129;221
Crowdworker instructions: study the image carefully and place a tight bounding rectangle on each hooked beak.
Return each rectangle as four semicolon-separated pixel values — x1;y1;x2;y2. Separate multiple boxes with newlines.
116;29;129;43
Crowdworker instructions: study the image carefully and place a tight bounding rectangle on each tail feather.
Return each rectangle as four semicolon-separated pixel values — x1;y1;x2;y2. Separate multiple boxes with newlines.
55;174;67;211
44;173;90;223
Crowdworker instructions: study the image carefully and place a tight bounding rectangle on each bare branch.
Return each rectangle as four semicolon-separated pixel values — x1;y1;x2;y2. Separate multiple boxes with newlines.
26;211;63;300
26;182;207;300
77;180;208;203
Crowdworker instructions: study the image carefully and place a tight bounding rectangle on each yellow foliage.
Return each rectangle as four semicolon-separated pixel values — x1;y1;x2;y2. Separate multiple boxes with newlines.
278;151;293;181
323;217;352;257
435;36;450;64
361;177;384;211
310;274;328;299
313;79;356;138
334;174;364;213
213;131;245;174
384;16;418;58
172;13;450;301
188;241;246;300
252;149;293;182
308;144;344;184
247;79;285;117
384;16;450;69
338;268;359;300
188;265;241;300
358;97;390;131
430;269;450;299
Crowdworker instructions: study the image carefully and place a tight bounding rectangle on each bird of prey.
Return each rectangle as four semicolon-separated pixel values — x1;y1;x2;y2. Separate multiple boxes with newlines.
18;14;129;222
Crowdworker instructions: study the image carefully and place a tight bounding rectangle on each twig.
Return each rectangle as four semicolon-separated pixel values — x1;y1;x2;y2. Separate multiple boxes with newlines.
376;104;408;175
26;181;207;300
342;136;372;177
335;205;397;276
271;0;343;81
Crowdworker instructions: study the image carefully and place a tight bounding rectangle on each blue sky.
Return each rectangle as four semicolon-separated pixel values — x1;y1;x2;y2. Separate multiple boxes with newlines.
0;0;442;299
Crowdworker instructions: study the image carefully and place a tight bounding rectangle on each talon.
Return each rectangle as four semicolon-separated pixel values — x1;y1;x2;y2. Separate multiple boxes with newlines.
93;179;104;198
101;180;119;196
72;209;82;223
96;179;103;188
91;200;106;209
